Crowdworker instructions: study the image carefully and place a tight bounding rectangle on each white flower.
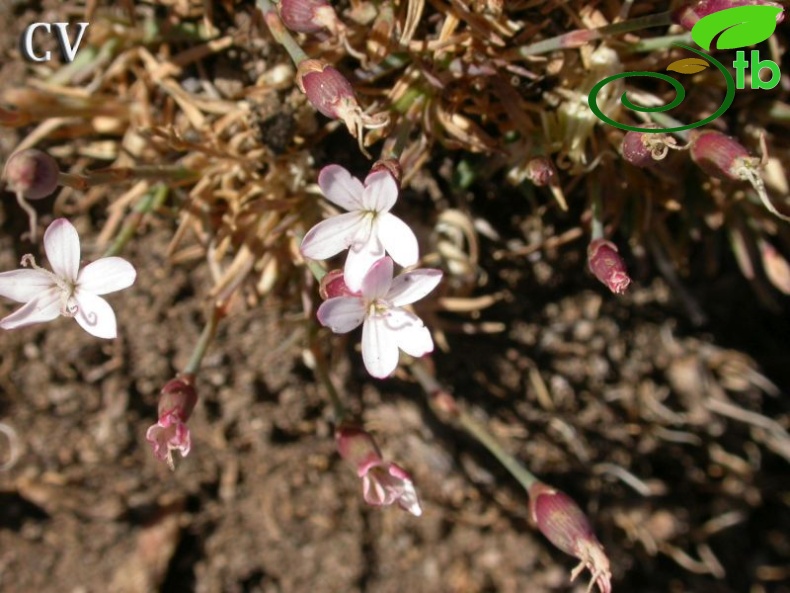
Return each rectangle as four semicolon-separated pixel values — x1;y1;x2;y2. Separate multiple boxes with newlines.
0;218;136;339
300;164;419;292
317;257;442;378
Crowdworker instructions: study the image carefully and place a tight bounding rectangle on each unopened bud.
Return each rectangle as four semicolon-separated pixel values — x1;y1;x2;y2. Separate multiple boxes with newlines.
296;60;356;120
3;149;60;200
319;269;359;299
621;130;676;168
279;0;340;33
588;239;631;294
528;482;612;593
524;156;556;187
690;130;755;181
673;0;784;30
369;158;402;188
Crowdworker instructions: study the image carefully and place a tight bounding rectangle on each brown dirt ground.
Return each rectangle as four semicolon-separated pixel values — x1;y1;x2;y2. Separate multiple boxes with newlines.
1;2;790;593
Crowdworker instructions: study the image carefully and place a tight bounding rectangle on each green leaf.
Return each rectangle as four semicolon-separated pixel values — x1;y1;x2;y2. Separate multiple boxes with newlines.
692;5;783;50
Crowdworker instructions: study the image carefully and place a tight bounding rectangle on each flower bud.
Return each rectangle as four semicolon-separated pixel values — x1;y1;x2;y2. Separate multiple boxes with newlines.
3;149;60;200
279;0;340;33
528;482;612;593
588;239;631;294
524;156;556;187
296;60;356;120
369;158;402;188
621;131;674;168
146;374;198;470
336;425;422;516
673;0;784;30
319;269;359;299
690;130;755;181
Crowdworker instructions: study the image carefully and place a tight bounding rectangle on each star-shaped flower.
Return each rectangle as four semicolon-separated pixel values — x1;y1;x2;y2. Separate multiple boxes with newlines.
317;257;442;378
300;164;419;292
0;218;136;339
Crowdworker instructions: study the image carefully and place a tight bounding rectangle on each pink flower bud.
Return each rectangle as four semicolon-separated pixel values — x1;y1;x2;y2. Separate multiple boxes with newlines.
524;156;556;187
587;239;631;294
528;482;612;593
621;131;675;168
673;0;784;30
3;149;60;200
279;0;340;33
690;130;756;181
369;158;402;188
319;269;359;299
336;425;422;516
146;374;198;470
296;60;357;120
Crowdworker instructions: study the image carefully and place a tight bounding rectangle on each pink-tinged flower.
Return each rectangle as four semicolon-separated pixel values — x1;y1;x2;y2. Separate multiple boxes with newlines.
529;482;612;593
0;218;136;338
317;257;441;379
336;425;422;516
587;239;631;294
146;374;198;470
301;164;419;292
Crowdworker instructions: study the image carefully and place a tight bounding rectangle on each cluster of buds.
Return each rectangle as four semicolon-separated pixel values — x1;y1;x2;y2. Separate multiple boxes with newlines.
528;482;612;593
335;425;422;516
587;238;631;294
673;0;785;30
3;148;61;241
690;130;790;221
296;59;389;157
146;374;198;470
621;130;681;169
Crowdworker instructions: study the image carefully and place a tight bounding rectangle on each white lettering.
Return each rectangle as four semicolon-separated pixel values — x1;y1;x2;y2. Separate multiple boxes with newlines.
52;22;89;63
21;23;51;62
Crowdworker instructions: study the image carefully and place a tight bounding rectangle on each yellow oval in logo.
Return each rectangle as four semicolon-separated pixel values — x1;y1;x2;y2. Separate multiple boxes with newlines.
666;58;710;74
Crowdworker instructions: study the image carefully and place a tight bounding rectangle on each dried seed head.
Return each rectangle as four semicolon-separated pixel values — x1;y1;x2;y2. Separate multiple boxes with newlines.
673;0;785;30
588;239;631;294
621;131;676;168
528;482;612;593
524;156;556;187
279;0;340;34
3;149;60;200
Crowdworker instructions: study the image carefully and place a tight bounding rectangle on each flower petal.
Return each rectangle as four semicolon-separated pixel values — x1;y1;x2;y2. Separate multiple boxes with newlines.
73;291;117;339
301;211;367;260
362;314;400;378
359;256;393;299
377;213;419;268
388;463;423;516
376;308;434;357
78;257;136;295
44;218;80;281
0;269;56;303
344;235;387;293
361;170;398;212
317;296;366;333
388;268;443;307
0;289;61;330
318;164;365;211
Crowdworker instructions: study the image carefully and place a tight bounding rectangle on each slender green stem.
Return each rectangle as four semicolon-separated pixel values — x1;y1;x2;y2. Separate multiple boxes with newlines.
310;338;347;423
625;32;692;53
103;184;169;257
515;11;672;57
590;185;604;241
257;0;308;65
649;112;691;141
408;359;538;490
183;303;225;375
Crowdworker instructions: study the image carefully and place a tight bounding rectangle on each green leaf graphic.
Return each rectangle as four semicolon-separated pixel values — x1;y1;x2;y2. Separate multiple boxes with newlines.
692;5;783;50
